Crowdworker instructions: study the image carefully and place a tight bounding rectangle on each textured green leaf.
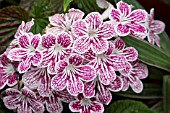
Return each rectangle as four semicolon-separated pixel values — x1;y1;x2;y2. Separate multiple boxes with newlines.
63;0;73;12
105;100;156;113
0;5;29;53
159;32;170;57
151;101;163;113
122;36;170;72
163;75;170;113
115;83;162;99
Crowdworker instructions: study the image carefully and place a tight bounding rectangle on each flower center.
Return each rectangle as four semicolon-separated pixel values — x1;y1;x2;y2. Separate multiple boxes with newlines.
88;29;97;38
81;98;91;106
65;64;75;74
54;44;63;53
96;54;106;64
65;21;71;31
5;64;15;74
28;46;35;56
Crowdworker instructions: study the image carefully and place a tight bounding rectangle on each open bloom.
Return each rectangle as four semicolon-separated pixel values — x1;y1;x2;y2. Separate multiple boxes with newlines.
69;94;104;113
109;1;147;36
41;32;72;74
83;76;123;105
0;53;18;89
8;33;42;73
51;54;96;96
48;8;84;35
83;42;126;85
2;87;45;113
22;67;54;97
72;12;116;54
120;61;148;93
146;8;165;47
15;19;34;38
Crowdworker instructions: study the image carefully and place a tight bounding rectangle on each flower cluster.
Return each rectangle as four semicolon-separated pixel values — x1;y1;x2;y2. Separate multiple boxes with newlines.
0;1;165;113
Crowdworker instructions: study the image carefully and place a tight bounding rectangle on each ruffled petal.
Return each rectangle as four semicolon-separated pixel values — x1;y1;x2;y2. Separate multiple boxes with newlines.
71;20;87;37
91;38;108;54
83;81;96;98
97;22;116;39
127;9;147;22
25;19;34;32
2;88;21;97
78;65;96;81
19;34;30;48
117;1;131;16
85;12;102;29
130;30;147;40
150;20;165;34
66;8;84;22
69;101;82;112
42;34;56;49
109;76;123;92
115;23;130;36
57;32;72;48
109;9;120;22
133;63;148;79
29;99;45;113
130;77;143;93
113;37;125;50
123;47;138;61
148;31;160;46
90;101;104;113
51;73;67;91
32;51;42;66
8;48;27;61
3;96;20;109
97;83;112;105
49;14;66;29
67;77;84;96
69;54;83;66
15;21;25;38
129;23;147;34
73;37;91;54
18;56;32;73
31;34;41;49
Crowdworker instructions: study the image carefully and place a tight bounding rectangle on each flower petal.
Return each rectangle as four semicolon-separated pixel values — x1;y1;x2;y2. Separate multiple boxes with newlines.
32;51;42;66
97;83;112;105
55;90;74;103
109;76;123;92
29;99;45;113
85;12;102;29
130;77;143;93
51;73;67;91
83;49;95;61
69;54;83;66
8;48;27;61
90;101;104;113
66;8;84;22
57;32;72;48
21;86;37;99
1;88;20;97
19;34;30;48
115;23;130;36
110;55;126;70
67;77;84;96
47;59;56;74
18;56;32;73
133;63;148;79
3;96;20;109
0;54;9;66
106;42;115;55
120;62;132;75
73;37;91;54
49;14;66;28
69;101;82;112
109;8;120;22
15;21;25;38
97;22;116;39
25;19;34;32
46;27;63;35
129;23;147;34
42;34;56;49
148;31;160;47
113;37;125;50
150;20;165;34
31;34;41;49
123;47;138;61
120;76;129;91
91;38;108;54
130;30;147;40
83;81;96;98
7;74;17;87
0;78;7;89
17;105;31;113
78;65;96;81
117;1;131;16
127;9;147;22
71;20;87;37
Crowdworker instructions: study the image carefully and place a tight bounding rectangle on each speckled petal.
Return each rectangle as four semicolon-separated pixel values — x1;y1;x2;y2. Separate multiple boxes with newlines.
69;101;82;112
42;34;56;49
109;76;123;92
49;14;66;28
7;48;27;61
32;51;42;66
69;54;83;66
117;1;131;16
19;34;30;48
83;81;96;98
116;23;130;36
132;63;148;79
109;8;120;22
130;77;143;93
127;9;147;22
123;47;138;61
18;56;32;73
113;37;125;50
57;32;72;48
31;34;41;49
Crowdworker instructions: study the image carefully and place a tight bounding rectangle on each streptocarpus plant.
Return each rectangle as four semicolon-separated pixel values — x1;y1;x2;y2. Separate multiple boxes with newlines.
0;0;166;113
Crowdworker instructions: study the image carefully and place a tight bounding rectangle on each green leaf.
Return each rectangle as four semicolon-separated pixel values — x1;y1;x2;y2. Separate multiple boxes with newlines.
63;0;73;12
115;83;162;99
163;75;170;113
105;100;156;113
19;0;35;11
122;36;170;72
116;0;144;9
151;101;163;113
159;32;170;57
0;5;29;53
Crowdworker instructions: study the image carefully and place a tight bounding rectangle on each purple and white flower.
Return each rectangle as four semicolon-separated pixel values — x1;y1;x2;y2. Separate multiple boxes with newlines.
109;1;147;36
8;33;42;73
51;54;96;96
72;12;116;54
146;8;165;47
69;94;104;113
